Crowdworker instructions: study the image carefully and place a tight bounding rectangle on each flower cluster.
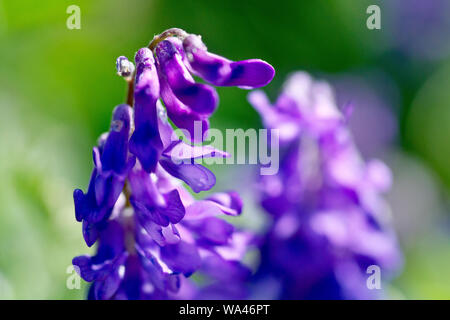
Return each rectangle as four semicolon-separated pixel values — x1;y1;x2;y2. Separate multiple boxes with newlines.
248;72;402;299
72;28;274;300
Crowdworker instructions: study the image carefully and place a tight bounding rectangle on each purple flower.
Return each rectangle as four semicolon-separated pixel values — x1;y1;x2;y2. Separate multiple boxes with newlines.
73;104;135;246
129;49;163;173
166;186;253;300
148;30;274;142
248;72;402;299
183;35;275;89
73;164;250;300
73;214;180;300
156;39;219;115
72;28;274;299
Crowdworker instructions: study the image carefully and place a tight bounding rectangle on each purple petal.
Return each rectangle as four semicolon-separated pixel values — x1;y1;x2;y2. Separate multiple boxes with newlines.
95;220;126;258
201;254;251;282
184;191;243;220
159;157;216;193
132;190;185;227
75;220;126;281
159;241;202;276
248;90;301;144
100;104;132;174
94;253;127;300
184;217;234;245
165;273;181;293
365;159;392;192
137;249;167;292
159;74;209;143
131;197;169;227
184;200;225;219
130;48;163;173
73;168;99;222
156;40;218;115
76;106;132;224
73;188;89;222
91;173;125;223
163;140;229;162
158;190;186;224
129;167;185;226
206;191;243;215
128;166;166;207
82;220;99;247
156;104;177;149
129;123;162;172
72;255;96;282
138;220;181;246
183;35;275;89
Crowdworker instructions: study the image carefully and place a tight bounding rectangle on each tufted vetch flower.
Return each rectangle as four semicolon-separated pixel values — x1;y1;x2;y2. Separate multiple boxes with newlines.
71;28;274;300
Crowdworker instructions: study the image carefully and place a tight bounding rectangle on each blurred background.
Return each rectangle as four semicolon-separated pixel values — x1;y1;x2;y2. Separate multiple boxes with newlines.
0;0;449;299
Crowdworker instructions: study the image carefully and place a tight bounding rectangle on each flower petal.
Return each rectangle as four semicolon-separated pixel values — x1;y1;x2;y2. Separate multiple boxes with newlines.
129;167;186;226
184;191;243;220
130;48;163;173
72;255;96;282
159;241;202;276
184;217;234;245
248;90;301;144
159;157;216;193
156;40;218;115
92;174;125;222
201;254;251;282
129;122;162;173
206;191;243;215
137;250;167;292
138;219;181;247
159;74;209;143
82;220;99;247
100;104;132;174
73;188;89;222
183;35;274;89
94;253;127;300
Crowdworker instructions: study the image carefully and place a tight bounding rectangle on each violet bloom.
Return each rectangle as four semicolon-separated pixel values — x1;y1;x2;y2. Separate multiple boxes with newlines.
129;48;163;173
73;104;135;246
152;28;274;143
248;72;402;299
128;29;274;165
72;28;274;299
152;167;252;300
73;155;250;299
72;99;249;300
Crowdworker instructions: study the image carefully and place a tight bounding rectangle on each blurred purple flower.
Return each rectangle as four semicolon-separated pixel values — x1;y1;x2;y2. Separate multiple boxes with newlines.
331;74;399;158
387;0;450;61
248;72;402;299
